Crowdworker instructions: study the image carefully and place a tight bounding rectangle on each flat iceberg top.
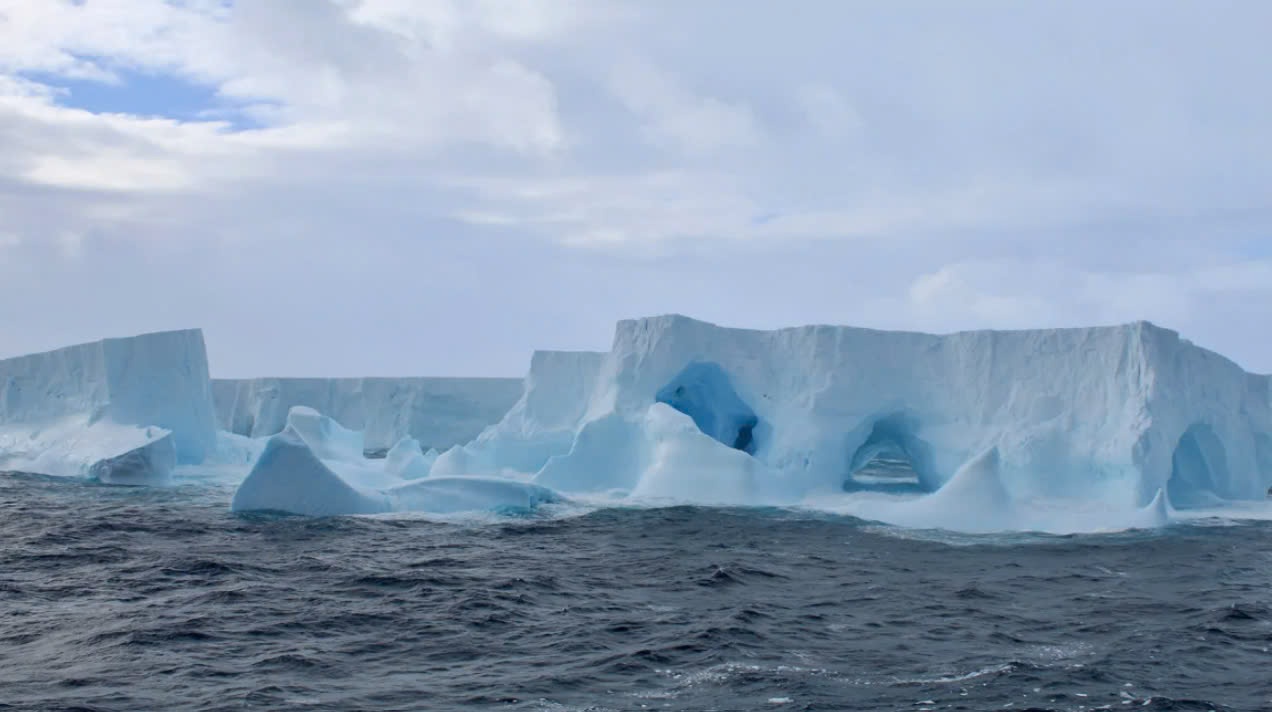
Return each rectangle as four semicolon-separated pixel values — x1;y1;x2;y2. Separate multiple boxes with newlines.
621;314;1180;342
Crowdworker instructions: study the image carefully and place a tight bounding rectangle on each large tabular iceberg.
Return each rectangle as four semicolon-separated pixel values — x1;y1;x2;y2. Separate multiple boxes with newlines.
211;376;523;454
433;316;1272;520
0;330;218;485
6;316;1269;530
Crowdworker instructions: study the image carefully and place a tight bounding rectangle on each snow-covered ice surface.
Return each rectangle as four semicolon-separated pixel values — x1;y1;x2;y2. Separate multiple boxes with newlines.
211;376;523;453
0;329;218;485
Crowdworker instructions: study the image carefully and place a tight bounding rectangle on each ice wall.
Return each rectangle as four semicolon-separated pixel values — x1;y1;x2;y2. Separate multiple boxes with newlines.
0;329;218;482
449;316;1272;509
0;329;217;463
211;376;523;453
430;350;607;476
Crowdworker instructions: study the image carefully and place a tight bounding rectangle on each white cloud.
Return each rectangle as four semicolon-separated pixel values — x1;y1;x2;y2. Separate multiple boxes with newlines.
907;260;1065;328
0;0;1269;374
1195;262;1272;293
905;256;1272;352
608;58;761;154
795;83;864;143
0;0;569;154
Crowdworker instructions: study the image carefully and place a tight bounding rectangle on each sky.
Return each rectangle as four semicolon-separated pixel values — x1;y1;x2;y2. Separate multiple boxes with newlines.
0;0;1269;377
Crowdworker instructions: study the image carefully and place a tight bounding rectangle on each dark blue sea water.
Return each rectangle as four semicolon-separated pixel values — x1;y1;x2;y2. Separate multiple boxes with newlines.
2;471;1270;711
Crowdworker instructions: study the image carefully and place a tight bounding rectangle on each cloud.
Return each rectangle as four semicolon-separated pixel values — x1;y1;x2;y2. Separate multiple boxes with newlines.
608;57;761;154
0;0;1269;374
795;83;864;143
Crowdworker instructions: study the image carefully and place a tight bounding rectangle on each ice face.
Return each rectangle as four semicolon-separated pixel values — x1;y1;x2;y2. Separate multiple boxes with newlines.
431;350;607;478
535;403;786;506
211;376;523;453
435;315;1272;529
86;431;178;486
230;424;391;516
383;437;438;480
0;329;217;483
6;317;1268;532
0;419;177;486
286;405;366;463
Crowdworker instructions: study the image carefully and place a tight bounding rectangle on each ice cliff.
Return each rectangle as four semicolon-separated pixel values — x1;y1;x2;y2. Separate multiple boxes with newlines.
0;330;217;484
7;316;1269;528
435;316;1272;511
211;377;523;454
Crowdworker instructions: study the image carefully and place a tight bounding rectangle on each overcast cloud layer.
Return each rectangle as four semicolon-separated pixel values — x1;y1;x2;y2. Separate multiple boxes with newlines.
1;0;1269;376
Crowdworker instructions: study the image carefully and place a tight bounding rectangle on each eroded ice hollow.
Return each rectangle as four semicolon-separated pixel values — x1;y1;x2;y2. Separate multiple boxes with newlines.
433;316;1272;512
0;330;219;485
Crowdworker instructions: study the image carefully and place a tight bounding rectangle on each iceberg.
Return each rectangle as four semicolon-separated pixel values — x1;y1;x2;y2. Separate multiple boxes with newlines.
383;436;438;480
536;403;784;506
211;376;523;454
6;316;1268;531
0;329;218;485
431;350;607;477
432;315;1271;525
230;407;560;516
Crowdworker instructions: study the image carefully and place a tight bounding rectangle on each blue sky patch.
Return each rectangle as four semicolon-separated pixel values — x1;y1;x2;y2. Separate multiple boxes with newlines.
23;64;265;131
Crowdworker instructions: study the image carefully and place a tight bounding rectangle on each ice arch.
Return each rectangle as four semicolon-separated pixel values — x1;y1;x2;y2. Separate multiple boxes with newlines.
845;413;940;492
1167;423;1231;508
655;362;759;454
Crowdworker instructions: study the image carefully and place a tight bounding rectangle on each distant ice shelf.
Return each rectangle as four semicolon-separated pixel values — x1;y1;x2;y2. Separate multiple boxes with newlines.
211;376;523;454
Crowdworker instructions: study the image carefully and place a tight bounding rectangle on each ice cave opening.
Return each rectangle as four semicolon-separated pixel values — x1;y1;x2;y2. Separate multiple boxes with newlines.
1167;423;1230;508
844;414;938;494
655;362;759;455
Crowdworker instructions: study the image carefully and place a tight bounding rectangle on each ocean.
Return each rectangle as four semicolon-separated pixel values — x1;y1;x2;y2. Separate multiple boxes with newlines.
2;471;1270;711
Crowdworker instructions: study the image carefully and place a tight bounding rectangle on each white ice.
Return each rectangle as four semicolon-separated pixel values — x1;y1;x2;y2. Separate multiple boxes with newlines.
0;329;218;485
211;376;523;453
229;407;559;516
427;315;1272;533
5;317;1269;534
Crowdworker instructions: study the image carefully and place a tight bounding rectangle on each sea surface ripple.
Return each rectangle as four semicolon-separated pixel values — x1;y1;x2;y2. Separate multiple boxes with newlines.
2;472;1270;711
